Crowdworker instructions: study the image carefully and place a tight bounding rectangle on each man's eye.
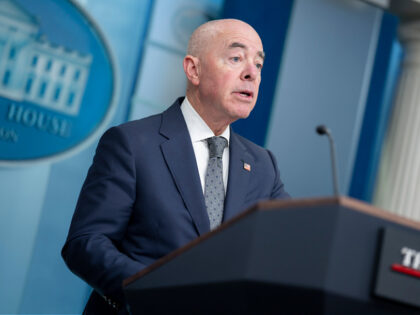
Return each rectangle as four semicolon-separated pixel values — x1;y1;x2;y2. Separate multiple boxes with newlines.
231;56;240;62
256;63;263;70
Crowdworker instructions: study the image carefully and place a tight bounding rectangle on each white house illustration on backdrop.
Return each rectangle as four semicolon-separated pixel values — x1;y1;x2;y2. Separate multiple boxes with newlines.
0;0;92;116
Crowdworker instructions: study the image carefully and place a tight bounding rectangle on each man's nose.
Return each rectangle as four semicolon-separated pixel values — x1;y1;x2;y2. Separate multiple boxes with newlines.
241;61;258;81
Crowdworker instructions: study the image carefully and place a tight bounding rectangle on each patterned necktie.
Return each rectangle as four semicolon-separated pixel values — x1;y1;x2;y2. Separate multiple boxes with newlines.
205;136;228;230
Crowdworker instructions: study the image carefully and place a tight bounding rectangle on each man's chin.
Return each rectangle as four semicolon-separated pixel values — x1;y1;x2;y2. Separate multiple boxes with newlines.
230;110;252;122
222;102;255;122
234;106;254;119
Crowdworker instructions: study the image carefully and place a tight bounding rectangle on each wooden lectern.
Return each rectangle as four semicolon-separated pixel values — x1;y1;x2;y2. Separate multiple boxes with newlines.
123;197;420;314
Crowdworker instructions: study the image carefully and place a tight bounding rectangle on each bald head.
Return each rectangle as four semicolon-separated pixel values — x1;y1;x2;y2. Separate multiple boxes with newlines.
183;18;264;134
187;19;262;58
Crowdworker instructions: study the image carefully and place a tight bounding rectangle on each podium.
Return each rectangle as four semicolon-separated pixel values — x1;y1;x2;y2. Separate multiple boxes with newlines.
123;197;420;314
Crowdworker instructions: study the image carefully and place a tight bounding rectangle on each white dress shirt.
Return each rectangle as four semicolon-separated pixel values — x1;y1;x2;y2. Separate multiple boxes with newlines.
180;97;230;194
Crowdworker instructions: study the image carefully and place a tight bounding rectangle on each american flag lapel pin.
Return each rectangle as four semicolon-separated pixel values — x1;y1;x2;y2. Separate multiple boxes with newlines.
243;162;251;172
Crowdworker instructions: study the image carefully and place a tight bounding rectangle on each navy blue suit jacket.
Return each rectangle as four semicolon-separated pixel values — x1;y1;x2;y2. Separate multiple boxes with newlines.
62;98;289;313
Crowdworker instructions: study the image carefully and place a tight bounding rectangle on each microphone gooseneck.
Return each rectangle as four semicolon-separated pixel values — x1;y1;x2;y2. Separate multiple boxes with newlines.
316;125;340;197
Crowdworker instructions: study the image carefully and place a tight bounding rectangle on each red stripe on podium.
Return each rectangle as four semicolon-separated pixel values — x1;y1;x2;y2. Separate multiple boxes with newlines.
391;264;420;279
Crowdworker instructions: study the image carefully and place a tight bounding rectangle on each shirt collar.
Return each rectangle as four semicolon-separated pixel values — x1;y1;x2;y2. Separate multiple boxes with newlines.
181;97;230;144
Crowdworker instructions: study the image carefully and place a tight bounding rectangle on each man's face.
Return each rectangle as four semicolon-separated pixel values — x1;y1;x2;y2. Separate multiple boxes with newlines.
196;22;264;124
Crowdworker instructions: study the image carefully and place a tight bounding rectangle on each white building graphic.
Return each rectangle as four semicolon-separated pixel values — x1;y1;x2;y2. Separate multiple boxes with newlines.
0;0;92;116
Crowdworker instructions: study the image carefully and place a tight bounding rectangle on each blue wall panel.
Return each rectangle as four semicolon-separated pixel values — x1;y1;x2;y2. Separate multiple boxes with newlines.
349;12;402;202
265;0;383;198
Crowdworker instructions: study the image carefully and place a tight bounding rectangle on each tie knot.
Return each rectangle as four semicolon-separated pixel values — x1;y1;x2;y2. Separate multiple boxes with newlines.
207;136;228;158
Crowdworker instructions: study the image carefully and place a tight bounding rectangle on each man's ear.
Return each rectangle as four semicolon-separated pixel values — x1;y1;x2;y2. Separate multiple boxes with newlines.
183;55;200;86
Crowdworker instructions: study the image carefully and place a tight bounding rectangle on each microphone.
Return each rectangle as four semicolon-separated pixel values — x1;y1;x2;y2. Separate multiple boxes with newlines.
316;125;340;196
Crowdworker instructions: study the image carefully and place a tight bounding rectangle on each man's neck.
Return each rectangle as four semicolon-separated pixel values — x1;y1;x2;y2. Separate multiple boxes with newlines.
185;93;230;136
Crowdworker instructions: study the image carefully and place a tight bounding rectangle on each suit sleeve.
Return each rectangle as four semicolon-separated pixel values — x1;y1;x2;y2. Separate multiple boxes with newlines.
62;126;145;303
267;149;291;199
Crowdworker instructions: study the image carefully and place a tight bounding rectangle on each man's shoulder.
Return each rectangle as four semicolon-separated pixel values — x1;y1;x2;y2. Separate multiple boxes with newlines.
116;112;162;134
96;114;164;152
112;97;184;135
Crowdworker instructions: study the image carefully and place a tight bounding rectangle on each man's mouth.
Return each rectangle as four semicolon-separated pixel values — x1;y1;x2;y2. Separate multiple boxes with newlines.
234;90;254;99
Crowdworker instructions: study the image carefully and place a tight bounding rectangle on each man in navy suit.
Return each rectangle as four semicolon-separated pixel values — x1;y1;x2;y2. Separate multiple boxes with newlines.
62;18;289;314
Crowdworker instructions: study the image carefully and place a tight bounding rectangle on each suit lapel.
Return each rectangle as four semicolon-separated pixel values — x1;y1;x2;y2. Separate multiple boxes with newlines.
160;99;210;235
223;131;253;221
